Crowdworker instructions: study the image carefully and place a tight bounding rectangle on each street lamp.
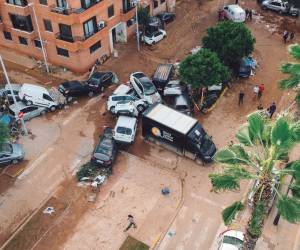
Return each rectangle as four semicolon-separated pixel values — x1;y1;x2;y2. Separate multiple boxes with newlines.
0;55;28;135
28;3;50;74
133;0;140;51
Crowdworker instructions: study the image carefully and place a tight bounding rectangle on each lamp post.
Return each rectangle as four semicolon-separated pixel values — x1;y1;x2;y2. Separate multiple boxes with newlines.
0;55;28;135
28;3;50;73
133;0;140;51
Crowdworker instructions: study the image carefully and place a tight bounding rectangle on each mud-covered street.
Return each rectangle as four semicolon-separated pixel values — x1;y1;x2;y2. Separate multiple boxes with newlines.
0;0;300;249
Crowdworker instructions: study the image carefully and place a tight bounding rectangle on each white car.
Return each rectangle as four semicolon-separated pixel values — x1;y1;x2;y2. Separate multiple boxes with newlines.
114;101;139;117
107;94;147;113
129;72;161;105
218;230;244;250
113;84;132;95
113;116;137;144
163;80;183;96
143;29;166;45
223;5;246;22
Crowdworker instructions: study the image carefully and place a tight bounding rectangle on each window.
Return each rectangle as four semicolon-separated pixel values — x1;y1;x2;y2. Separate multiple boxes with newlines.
43;19;53;32
18;36;28;45
127;19;133;27
56;47;69;57
43;93;53;101
83;17;97;38
108;5;114;18
39;0;47;5
160;0;165;3
34;39;42;48
89;41;101;53
6;0;27;7
58;23;73;42
153;0;158;8
9;14;33;32
3;31;12;40
81;0;98;9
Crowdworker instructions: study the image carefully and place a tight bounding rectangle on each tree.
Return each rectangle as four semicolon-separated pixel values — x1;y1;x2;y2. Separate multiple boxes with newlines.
280;44;300;103
209;112;300;250
202;21;255;69
137;6;150;35
179;48;231;89
0;121;10;146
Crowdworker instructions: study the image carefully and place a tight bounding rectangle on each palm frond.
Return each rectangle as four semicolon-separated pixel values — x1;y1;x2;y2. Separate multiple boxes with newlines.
286;160;300;180
290;121;300;142
289;44;300;59
236;125;252;146
224;165;254;180
271;117;291;147
214;146;251;165
248;201;265;237
290;181;300;199
247;112;265;143
209;173;240;192
222;201;244;226
279;77;300;90
277;195;300;223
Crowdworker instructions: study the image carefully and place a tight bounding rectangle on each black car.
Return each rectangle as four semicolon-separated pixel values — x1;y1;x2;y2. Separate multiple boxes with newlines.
58;81;97;101
156;12;176;24
91;127;117;167
87;71;115;92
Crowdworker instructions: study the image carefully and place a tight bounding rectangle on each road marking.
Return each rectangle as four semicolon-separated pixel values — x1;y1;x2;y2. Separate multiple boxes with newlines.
18;147;54;180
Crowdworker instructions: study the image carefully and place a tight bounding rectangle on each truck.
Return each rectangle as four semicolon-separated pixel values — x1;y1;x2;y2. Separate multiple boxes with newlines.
142;103;216;163
152;64;174;92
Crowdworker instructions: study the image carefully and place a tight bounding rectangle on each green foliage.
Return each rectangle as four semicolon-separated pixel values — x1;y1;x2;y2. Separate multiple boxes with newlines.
214;145;250;165
271;117;291;147
248;202;265;237
277;196;300;223
137;6;150;32
179;48;230;89
236;125;252;146
280;45;300;103
248;112;265;142
0;122;10;146
209;173;240;192
222;201;244;226
224;165;253;180
290;121;300;142
290;181;300;199
202;21;255;68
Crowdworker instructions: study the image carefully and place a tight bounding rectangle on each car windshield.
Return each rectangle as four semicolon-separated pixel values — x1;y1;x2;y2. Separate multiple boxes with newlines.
95;138;113;155
1;143;13;154
140;78;156;95
222;236;243;248
116;127;132;135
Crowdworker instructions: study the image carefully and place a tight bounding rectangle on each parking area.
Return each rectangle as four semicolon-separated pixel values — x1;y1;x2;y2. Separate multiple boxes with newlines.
0;0;300;250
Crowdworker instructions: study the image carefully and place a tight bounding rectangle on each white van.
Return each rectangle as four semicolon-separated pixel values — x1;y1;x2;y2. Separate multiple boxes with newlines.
19;84;62;111
113;116;137;144
223;5;246;22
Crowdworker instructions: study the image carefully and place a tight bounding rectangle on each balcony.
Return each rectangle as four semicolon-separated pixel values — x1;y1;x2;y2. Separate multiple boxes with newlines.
120;7;136;22
49;0;105;25
55;23;107;52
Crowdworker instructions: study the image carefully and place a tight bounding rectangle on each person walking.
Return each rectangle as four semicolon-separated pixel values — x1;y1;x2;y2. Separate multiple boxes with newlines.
290;32;295;42
283;30;289;43
253;85;259;100
267;102;276;118
258;84;264;99
124;215;137;232
248;9;253;21
238;90;245;106
245;9;249;20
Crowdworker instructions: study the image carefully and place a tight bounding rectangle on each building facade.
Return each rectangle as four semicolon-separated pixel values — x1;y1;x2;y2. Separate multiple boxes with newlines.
0;0;175;73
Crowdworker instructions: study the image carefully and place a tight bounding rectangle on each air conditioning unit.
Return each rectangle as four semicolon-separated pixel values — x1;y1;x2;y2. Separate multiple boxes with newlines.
98;21;105;29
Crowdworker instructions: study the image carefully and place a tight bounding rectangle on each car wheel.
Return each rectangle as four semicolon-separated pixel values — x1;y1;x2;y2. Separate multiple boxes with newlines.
163;35;166;39
50;106;56;112
152;41;156;45
12;159;19;164
110;106;115;113
137;105;145;112
40;110;46;116
26;100;33;106
88;91;94;97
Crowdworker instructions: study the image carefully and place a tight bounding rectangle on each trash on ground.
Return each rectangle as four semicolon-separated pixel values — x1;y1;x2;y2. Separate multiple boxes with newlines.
168;230;176;237
161;187;170;195
43;206;55;215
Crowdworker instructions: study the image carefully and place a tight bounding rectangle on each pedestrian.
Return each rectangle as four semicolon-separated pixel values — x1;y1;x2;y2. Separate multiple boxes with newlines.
238;90;245;106
245;9;249;20
257;103;264;110
290;32;295;42
124;215;137;232
267;102;276;118
248;9;253;21
258;84;264;99
283;30;289;43
253;85;259;99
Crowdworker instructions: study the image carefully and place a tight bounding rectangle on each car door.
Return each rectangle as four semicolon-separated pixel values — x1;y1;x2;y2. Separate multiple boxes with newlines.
21;106;33;121
102;72;113;86
133;79;143;97
42;93;54;107
29;106;40;118
269;2;277;11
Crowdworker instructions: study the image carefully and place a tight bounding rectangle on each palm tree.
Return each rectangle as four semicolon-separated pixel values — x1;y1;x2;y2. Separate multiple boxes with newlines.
209;111;300;250
280;44;300;103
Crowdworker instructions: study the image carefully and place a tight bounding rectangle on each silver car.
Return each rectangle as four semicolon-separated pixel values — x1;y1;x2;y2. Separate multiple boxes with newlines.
9;101;47;121
0;142;25;165
163;80;183;96
261;0;289;14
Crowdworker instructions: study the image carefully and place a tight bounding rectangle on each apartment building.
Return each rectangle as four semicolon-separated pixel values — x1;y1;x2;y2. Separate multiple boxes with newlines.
0;0;175;73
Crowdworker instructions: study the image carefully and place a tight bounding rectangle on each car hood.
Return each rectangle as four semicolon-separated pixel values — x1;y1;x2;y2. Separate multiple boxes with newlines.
144;92;161;104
